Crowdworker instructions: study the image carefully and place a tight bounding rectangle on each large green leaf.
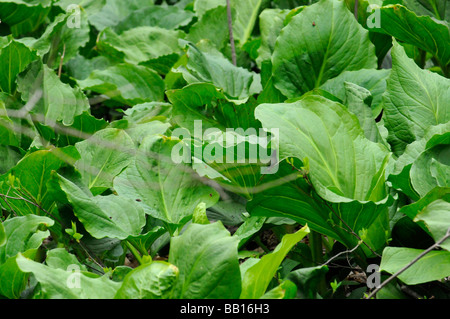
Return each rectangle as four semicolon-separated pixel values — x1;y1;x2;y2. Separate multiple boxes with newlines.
0;100;19;147
74;128;135;195
29;10;90;69
16;253;121;299
319;69;390;117
410;143;450;197
370;4;450;72
194;0;262;46
413;199;450;251
382;40;450;155
255;96;391;252
97;27;184;65
247;160;340;241
0;222;5;247
0;249;36;299
175;42;261;100
388;122;450;200
16;60;90;126
0;214;53;299
0;215;53;264
240;225;309;299
402;0;450;21
343;82;385;145
272;0;377;98
255;96;390;203
58;175;146;240
77;63;165;105
0;148;77;216
186;6;230;50
0;40;37;94
169;222;241;299
114;261;179;299
114;5;194;33
0;0;52;37
256;8;289;66
380;247;450;285
114;135;219;228
88;0;155;31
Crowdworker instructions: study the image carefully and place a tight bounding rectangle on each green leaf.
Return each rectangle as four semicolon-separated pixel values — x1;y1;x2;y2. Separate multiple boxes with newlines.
97;27;184;64
57;111;108;147
247;160;341;242
319;69;390;117
0;222;5;247
192;202;210;225
256;8;289;67
74;128;135;195
343;82;385;145
388;122;450;200
186;6;230;50
126;226;166;256
0;249;36;299
410;143;450;197
0;39;37;94
272;0;377;98
380;247;450;285
0;214;53;264
58;175;146;240
16;60;90;126
255;95;390;202
175;42;261;100
240;225;309;299
30;10;90;69
16;253;121;299
194;0;262;46
233;216;267;249
0;100;19;147
382;40;450;155
230;0;263;46
169;222;241;299
114;135;219;228
285;265;329;299
260;280;297;299
88;0;155;31
0;0;52;37
114;5;194;33
45;248;87;271
370;4;450;72
115;261;179;299
402;0;450;21
0;148;77;216
77;63;165;105
413;199;450;251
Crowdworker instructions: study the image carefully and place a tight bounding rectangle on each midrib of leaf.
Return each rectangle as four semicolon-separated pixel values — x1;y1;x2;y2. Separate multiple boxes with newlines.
157;150;171;224
281;110;342;192
240;0;262;46
178;235;226;298
88;150;114;189
315;7;335;88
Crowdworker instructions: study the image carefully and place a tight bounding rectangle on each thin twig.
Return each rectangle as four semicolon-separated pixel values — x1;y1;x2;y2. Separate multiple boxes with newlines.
78;240;105;270
365;227;450;299
226;0;237;66
58;44;66;78
321;241;362;266
321;199;381;257
0;193;63;225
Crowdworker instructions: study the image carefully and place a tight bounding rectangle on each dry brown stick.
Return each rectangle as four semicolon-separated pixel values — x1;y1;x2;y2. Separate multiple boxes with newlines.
365;227;450;299
226;0;237;66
